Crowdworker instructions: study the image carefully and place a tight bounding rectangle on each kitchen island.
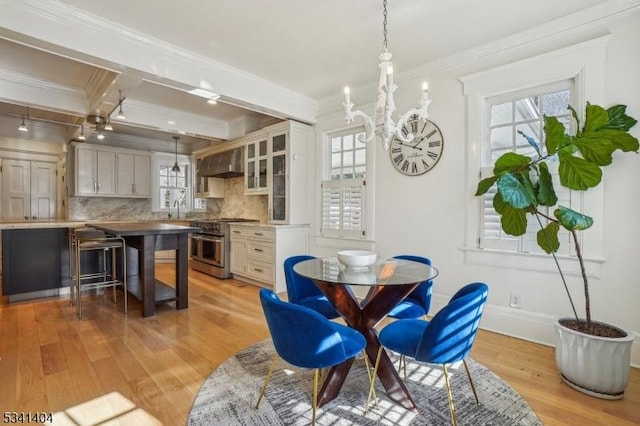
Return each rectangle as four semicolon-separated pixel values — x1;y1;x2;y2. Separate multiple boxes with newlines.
91;222;199;317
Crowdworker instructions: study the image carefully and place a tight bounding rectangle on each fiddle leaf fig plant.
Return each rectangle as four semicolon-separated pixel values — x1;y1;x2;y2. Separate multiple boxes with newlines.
475;103;638;336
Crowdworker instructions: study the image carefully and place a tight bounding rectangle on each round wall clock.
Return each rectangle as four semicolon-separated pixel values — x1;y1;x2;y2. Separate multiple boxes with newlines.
389;118;444;176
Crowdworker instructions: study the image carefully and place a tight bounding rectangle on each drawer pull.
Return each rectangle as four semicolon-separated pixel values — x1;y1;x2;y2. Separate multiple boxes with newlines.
233;230;241;234
254;268;263;273
254;232;264;236
254;248;264;252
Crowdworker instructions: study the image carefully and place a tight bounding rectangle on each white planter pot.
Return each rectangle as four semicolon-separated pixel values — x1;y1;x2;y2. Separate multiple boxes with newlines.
554;318;634;399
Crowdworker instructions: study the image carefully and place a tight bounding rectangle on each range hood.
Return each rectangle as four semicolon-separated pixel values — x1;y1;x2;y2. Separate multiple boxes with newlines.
198;146;244;178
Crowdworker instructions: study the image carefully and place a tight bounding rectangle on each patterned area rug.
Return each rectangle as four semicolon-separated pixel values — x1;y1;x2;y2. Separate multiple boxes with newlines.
188;340;542;425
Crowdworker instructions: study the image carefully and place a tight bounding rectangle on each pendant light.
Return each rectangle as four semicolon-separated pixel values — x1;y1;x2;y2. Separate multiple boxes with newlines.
171;136;181;172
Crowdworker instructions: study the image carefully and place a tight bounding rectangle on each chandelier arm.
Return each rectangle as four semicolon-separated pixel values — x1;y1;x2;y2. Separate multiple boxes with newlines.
343;102;376;143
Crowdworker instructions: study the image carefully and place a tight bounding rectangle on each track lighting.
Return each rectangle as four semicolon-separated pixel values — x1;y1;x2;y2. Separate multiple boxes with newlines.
97;132;105;140
78;125;86;141
104;115;113;131
171;136;181;172
116;90;126;120
18;115;28;132
18;106;29;132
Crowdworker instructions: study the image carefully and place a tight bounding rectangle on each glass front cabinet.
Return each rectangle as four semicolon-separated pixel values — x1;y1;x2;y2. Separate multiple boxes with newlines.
245;136;268;194
243;121;311;225
269;131;287;223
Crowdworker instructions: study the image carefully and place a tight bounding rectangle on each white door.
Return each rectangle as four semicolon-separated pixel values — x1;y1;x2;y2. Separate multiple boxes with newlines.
96;150;116;194
2;159;31;220
30;162;56;221
1;160;56;221
133;154;150;196
76;147;97;194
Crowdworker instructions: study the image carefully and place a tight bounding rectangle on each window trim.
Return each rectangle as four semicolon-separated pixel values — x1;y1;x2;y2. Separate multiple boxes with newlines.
151;152;198;213
319;125;375;240
460;35;610;276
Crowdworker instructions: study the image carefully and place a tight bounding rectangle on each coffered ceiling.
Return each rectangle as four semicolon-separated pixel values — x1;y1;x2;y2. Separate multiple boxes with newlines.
0;0;633;152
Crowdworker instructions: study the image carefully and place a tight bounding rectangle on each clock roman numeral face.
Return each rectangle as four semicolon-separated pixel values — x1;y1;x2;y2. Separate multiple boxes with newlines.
388;119;444;176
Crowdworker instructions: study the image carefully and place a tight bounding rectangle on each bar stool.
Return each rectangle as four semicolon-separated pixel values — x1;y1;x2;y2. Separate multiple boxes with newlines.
70;227;127;318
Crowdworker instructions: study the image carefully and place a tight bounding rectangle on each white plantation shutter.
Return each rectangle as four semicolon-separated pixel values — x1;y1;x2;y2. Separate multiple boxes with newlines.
321;178;365;238
480;167;519;251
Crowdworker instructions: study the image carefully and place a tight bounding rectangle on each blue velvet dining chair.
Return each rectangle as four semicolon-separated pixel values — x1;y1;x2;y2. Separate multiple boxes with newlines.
256;288;368;424
368;282;489;426
387;255;434;319
284;255;340;319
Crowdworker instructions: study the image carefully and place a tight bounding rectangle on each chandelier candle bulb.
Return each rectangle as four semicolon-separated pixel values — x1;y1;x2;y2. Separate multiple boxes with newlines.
386;64;394;88
344;86;350;104
422;81;429;99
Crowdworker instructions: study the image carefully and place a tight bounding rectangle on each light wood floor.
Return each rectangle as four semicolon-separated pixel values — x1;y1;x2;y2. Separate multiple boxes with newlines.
0;264;638;425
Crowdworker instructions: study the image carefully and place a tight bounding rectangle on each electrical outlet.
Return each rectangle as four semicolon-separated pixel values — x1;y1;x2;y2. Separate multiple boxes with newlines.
509;292;522;309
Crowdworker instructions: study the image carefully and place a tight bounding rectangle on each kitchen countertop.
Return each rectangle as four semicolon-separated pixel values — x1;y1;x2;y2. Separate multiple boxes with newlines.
227;222;309;229
0;219;191;230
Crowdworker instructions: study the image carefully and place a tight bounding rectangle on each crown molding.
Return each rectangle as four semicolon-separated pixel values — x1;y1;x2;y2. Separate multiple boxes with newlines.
0;0;317;124
0;67;87;114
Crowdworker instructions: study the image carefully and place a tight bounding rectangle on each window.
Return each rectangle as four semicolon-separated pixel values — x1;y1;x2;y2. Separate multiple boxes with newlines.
152;153;204;214
481;82;576;255
460;36;609;275
321;128;367;238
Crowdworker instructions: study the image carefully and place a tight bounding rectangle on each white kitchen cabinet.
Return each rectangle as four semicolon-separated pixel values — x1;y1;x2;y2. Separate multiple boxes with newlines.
117;152;150;197
75;146;116;196
229;223;309;292
1;159;56;221
242;121;311;224
245;134;269;194
72;143;151;198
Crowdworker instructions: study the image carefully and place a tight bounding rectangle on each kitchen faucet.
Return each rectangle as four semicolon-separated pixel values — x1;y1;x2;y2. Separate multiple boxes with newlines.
173;199;180;220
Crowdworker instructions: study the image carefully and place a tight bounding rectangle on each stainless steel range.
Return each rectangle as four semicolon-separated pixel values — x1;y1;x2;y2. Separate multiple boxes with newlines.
189;218;258;279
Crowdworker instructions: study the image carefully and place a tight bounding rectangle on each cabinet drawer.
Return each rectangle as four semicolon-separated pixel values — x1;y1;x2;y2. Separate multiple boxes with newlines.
246;240;274;262
246;228;275;240
245;260;274;284
229;227;249;238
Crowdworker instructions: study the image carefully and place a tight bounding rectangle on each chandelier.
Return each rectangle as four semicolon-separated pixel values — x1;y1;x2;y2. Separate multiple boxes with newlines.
343;0;431;151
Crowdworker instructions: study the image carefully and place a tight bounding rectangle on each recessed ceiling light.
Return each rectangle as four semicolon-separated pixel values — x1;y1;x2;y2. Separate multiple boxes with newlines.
177;130;186;134
168;120;176;125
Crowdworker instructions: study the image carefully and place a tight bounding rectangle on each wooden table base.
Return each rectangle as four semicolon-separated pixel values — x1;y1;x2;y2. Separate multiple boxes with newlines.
313;281;420;410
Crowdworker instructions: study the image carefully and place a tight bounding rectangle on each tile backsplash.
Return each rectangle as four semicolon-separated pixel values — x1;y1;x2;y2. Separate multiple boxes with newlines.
68;177;268;222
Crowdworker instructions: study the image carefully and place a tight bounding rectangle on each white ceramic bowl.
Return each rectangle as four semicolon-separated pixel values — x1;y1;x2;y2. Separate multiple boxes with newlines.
337;250;377;268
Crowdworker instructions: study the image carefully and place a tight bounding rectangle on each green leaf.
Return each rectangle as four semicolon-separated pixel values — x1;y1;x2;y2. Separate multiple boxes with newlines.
537;221;560;254
493;191;506;214
536;162;557;206
604;105;638;132
500;203;528;236
544;116;567;154
475;175;498;196
558;150;602;190
573;137;616;166
568;105;580;131
497;173;534;209
554;206;594;231
494;152;531;175
583;103;608;132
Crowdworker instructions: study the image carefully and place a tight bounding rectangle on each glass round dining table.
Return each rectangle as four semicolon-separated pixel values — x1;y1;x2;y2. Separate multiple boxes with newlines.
293;257;438;410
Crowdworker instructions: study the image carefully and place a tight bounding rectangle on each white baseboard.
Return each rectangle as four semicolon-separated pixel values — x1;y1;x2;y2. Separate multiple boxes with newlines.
430;294;640;368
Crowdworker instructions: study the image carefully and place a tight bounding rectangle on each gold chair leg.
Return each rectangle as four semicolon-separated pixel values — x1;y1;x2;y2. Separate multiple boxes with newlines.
366;346;384;412
400;354;407;381
462;359;479;404
312;368;319;425
361;350;377;409
255;354;278;409
443;364;458;426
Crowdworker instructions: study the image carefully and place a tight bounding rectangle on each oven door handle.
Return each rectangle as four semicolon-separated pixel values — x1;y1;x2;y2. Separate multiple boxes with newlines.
190;234;224;243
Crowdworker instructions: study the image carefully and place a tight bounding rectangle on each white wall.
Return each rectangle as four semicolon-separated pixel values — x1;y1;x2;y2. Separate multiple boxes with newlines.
312;13;640;366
